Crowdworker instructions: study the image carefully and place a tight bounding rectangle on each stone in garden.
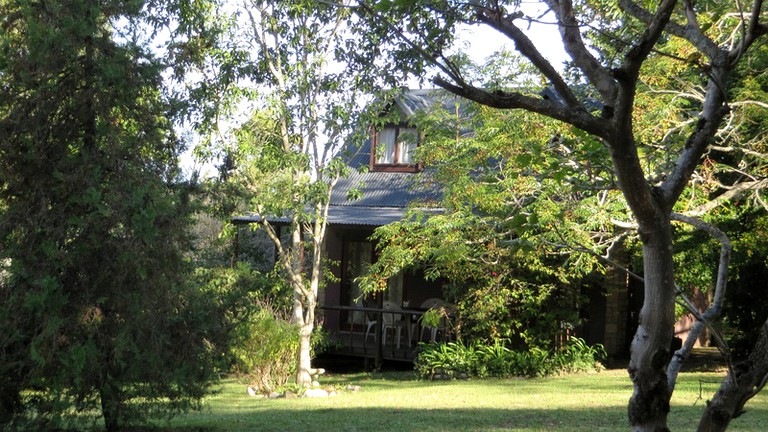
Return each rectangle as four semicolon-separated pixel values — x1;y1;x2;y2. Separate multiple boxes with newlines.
284;391;299;399
304;388;329;398
345;385;361;392
268;392;282;399
247;386;258;397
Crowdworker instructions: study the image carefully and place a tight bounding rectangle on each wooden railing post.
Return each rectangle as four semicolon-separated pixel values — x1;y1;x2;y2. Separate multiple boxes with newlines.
375;309;383;369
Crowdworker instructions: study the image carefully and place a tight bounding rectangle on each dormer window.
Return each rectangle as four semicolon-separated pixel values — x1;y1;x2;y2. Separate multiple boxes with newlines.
371;124;420;172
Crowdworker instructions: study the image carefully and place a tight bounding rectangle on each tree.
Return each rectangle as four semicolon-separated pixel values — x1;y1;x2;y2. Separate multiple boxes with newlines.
194;0;372;387
359;98;618;346
0;1;225;429
348;1;768;430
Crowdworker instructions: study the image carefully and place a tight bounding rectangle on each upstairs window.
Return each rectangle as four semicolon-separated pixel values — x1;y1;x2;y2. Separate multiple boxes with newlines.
371;125;419;172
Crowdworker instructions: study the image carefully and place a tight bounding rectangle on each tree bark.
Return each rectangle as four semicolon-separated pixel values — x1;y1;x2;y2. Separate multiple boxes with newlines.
296;321;314;387
697;319;768;432
627;219;677;432
99;382;123;432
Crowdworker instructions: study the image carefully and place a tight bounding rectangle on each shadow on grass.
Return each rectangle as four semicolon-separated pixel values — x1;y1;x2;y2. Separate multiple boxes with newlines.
168;406;625;432
161;404;768;432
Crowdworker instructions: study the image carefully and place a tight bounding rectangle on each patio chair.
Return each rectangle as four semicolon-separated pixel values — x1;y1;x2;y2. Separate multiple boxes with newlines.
362;298;378;345
382;300;408;349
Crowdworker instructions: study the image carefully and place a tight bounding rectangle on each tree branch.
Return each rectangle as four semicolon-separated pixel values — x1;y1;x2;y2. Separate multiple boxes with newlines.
684;179;768;217
667;212;733;391
354;0;469;88
620;0;677;75
660;65;731;206
618;0;720;60
432;76;608;138
612;0;677;132
473;4;585;110
728;0;768;64
541;0;617;103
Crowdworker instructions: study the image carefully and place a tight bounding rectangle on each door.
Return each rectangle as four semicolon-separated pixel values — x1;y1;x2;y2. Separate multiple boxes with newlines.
342;239;373;326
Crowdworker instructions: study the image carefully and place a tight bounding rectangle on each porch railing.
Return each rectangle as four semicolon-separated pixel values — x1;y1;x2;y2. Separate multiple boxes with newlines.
318;304;449;367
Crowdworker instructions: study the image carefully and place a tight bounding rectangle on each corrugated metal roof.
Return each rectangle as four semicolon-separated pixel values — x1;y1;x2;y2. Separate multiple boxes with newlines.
331;169;440;208
233;206;441;227
234;89;451;228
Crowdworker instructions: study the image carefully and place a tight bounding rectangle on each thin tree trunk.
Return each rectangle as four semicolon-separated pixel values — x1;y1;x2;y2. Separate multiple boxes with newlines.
296;264;319;388
697;319;768;432
296;322;314;387
628;220;677;432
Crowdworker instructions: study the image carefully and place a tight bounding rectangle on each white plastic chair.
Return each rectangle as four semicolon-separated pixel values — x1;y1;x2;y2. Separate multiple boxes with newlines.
382;300;408;349
362;299;378;345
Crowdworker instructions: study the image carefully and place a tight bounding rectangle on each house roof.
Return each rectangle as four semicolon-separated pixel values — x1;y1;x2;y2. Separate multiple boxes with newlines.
234;87;598;229
331;125;443;209
325;89;448;225
232;205;441;228
234;89;454;228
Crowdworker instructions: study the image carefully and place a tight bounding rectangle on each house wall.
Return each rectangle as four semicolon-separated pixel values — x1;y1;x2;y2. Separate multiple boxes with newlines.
673;286;710;347
580;283;607;348
602;261;630;358
578;244;633;361
322;226;344;332
320;225;445;333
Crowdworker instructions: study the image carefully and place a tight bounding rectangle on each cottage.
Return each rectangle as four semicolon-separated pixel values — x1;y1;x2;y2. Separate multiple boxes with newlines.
233;89;640;366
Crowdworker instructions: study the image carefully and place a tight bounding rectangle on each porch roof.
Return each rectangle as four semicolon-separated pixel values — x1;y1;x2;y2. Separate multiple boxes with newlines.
232;205;441;228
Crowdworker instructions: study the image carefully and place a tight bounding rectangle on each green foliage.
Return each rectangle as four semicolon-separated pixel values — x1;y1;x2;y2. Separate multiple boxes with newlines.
420;307;444;328
195;262;293;320
721;211;768;361
360;98;617;346
414;338;606;380
415;340;480;379
0;1;226;429
230;308;300;393
194;262;331;394
229;308;333;394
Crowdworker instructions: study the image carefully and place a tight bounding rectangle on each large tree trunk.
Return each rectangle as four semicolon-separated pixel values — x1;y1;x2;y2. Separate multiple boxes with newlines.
697;319;768;432
628;220;677;432
99;382;123;432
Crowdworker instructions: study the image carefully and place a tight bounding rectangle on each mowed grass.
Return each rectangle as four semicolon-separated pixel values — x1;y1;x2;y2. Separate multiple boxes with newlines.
162;369;768;432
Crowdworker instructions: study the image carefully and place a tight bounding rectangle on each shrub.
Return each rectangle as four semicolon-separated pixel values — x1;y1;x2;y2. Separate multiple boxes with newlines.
195;263;332;393
230;309;332;393
555;337;607;373
230;308;299;392
415;337;605;380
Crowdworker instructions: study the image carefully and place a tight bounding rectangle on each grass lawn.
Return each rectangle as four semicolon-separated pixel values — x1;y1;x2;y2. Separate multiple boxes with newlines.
157;368;768;432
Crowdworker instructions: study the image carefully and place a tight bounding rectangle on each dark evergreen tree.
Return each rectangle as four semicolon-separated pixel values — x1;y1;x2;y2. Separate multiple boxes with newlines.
0;1;224;429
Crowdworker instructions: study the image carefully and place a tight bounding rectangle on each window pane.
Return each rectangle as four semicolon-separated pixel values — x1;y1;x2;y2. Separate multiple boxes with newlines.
397;127;417;164
376;127;396;164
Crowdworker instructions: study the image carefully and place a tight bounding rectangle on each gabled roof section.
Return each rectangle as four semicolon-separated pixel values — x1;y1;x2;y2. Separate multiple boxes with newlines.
393;88;442;117
331;168;440;208
330;89;446;214
235;89;450;228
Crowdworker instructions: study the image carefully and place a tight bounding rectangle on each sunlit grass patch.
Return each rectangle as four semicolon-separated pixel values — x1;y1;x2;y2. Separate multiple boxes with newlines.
157;369;768;432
